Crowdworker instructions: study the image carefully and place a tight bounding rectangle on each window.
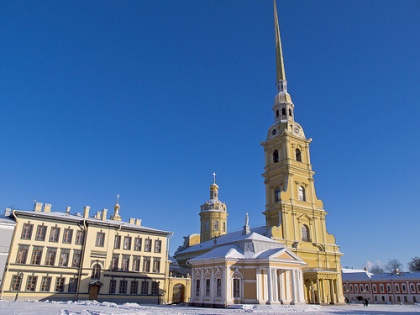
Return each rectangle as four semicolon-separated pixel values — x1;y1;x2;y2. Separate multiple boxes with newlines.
62;229;73;243
289;108;293;117
141;281;149;295
233;278;240;298
223;222;226;232
26;276;37;291
302;224;310;241
133;256;141;272
402;284;407;293
275;188;281;202
355;284;359;293
417;284;420;292
96;232;105;247
31;247;43;265
349;284;353;293
144;239;152;252
49;227;60;242
395;284;400;293
205;279;211;297
387;284;392;293
55;277;65;292
410;283;415;293
68;278;77;293
296;149;302;162
16;245;29;264
216;278;222;297
59;249;70;267
134;237;142;251
205;221;209;231
41;277;51;292
75;230;85;245
365;284;369;292
196;279;200;297
130;281;138;294
123;236;132;250
273;150;279;163
45;248;57;266
109;279;116;294
119;280;127;294
380;284;384;293
35;225;47;241
112;255;119;271
214;221;219;231
298;186;306;201
10;275;22;291
143;257;151;272
72;250;81;267
121;255;129;271
373;284;377;293
91;264;101;279
21;223;33;240
114;235;121;249
281;108;286;115
151;281;159;295
153;258;161;273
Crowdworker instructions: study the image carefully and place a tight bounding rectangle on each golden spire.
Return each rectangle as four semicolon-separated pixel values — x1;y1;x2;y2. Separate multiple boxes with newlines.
274;0;286;82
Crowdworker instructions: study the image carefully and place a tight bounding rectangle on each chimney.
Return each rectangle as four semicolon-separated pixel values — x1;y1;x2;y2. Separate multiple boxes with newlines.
101;208;108;220
4;208;12;217
44;203;52;212
34;202;43;212
65;206;71;214
135;219;141;226
83;206;90;218
95;212;101;219
129;218;135;224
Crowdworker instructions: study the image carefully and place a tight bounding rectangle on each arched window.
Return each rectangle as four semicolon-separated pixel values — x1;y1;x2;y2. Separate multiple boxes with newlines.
195;279;200;297
372;284;377;293
410;283;415;293
281;108;286;115
302;225;310;241
298;186;306;201
402;284;407;293
289;108;293;117
365;284;369;292
274;188;281;202
91;264;101;279
296;149;302;162
395;284;400;293
380;284;384;293
387;284;392;293
355;284;359;293
233;278;240;298
276;109;279;117
343;284;347;293
273;150;279;163
214;220;219;231
349;284;353;293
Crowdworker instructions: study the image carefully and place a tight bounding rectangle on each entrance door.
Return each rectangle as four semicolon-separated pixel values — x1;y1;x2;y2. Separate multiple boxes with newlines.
89;285;100;300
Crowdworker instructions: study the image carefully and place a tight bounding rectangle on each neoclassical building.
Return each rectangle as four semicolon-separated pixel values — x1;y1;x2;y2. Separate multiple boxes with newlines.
1;200;172;303
175;0;344;306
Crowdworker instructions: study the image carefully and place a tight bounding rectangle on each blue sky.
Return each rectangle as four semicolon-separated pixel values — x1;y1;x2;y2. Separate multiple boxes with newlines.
1;1;419;270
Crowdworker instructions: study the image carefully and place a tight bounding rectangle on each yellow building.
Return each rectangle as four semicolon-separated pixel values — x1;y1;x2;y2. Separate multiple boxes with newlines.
1;200;172;304
175;0;345;305
261;0;344;304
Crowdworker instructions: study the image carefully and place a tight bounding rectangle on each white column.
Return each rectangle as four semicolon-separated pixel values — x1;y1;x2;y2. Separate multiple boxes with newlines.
272;269;279;303
256;268;261;303
267;268;272;304
224;267;230;304
297;270;306;303
283;270;291;304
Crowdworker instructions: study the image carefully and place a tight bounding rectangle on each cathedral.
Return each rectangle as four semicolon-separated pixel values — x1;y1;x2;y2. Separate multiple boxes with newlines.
174;0;345;306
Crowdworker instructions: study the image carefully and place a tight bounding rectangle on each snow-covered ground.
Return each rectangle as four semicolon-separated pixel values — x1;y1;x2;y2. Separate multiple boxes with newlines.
1;300;420;315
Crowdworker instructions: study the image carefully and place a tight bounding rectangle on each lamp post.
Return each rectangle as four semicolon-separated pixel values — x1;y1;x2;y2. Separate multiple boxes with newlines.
14;272;23;301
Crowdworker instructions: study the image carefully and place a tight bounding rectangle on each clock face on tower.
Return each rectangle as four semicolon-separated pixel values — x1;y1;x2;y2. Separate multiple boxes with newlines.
272;129;277;135
293;127;299;135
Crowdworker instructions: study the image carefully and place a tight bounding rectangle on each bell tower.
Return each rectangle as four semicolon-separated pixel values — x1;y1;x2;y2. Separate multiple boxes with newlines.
261;0;345;304
199;173;228;242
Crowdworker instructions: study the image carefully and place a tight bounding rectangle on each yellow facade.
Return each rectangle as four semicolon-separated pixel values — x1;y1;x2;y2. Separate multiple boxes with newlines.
1;202;172;304
260;0;345;304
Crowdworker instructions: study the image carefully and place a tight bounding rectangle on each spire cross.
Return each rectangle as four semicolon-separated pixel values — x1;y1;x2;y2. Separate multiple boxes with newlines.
116;194;120;204
212;172;217;184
